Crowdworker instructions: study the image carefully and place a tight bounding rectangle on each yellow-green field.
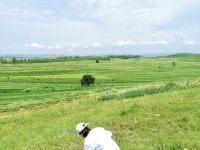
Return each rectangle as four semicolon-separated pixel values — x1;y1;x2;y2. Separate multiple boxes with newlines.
0;56;200;149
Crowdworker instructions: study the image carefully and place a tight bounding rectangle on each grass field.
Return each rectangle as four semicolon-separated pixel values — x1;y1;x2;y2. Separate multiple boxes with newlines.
0;55;200;149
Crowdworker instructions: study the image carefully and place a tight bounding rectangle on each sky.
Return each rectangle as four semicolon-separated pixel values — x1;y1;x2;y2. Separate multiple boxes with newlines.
0;0;200;56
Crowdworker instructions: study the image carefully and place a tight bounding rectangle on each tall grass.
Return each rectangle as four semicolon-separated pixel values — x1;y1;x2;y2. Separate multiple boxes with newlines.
100;80;200;101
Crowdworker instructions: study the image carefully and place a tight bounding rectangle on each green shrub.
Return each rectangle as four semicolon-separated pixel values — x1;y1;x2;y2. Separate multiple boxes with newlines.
172;61;176;67
96;59;99;63
165;81;177;89
81;74;95;86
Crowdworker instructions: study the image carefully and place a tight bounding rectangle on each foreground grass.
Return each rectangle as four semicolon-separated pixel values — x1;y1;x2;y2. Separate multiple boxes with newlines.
0;87;200;150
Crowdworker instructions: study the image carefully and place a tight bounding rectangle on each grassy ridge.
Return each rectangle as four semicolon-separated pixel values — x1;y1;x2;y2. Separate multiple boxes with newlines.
100;80;200;101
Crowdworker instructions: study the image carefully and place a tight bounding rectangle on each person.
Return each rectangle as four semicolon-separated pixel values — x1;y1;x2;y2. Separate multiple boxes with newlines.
76;122;120;150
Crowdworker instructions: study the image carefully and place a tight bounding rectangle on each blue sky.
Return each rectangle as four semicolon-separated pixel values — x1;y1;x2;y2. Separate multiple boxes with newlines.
0;0;200;55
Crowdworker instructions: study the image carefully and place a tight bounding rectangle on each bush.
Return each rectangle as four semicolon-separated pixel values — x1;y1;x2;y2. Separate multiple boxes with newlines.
12;57;17;64
81;74;95;86
165;81;176;89
25;89;31;93
172;61;176;67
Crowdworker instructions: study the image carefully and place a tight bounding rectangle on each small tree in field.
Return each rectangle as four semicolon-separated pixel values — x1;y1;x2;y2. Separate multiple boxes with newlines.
96;59;99;63
81;74;95;86
172;61;176;67
12;57;17;64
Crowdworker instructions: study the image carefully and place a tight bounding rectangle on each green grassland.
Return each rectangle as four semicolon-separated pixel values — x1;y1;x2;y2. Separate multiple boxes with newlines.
0;55;200;149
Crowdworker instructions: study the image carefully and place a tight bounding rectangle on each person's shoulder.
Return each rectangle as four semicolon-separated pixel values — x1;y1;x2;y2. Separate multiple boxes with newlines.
85;127;107;145
91;127;104;132
86;127;102;138
90;127;112;137
89;127;105;134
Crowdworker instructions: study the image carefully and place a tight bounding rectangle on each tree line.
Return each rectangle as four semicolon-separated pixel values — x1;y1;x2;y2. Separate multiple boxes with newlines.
0;55;141;64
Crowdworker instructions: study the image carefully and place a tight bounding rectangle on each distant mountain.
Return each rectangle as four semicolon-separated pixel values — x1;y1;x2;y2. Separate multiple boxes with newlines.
161;53;200;61
166;53;195;57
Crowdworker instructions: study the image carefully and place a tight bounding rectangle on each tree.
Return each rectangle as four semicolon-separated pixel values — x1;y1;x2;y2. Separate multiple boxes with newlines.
12;57;17;64
172;61;176;67
96;59;99;63
81;74;95;86
135;55;141;60
1;59;8;64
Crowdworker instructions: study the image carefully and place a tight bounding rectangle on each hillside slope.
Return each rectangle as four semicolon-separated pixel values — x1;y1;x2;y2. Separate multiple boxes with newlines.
0;87;200;150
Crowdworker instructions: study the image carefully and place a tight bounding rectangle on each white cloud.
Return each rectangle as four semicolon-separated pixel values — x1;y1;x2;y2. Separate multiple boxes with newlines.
25;44;30;47
1;0;200;54
47;46;53;49
155;40;168;45
92;42;103;48
70;43;78;48
31;42;44;48
84;0;198;30
25;41;105;50
0;8;55;20
184;40;196;45
25;42;44;48
141;40;168;45
140;41;150;45
54;44;63;49
116;40;133;46
115;40;168;46
46;44;63;49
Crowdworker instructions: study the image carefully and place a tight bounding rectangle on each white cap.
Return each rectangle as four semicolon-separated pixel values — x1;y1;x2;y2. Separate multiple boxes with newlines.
76;122;89;134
